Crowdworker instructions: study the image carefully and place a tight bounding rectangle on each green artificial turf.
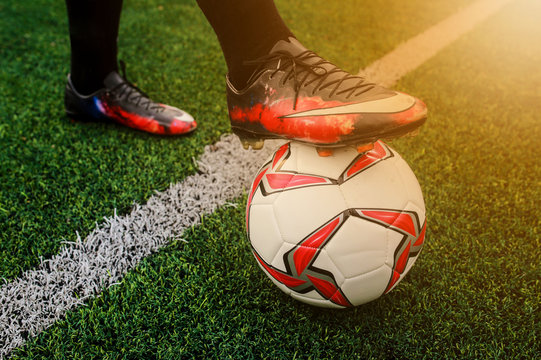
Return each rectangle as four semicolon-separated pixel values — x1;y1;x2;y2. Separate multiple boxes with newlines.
0;0;228;280
0;0;468;279
0;0;475;281
3;0;540;358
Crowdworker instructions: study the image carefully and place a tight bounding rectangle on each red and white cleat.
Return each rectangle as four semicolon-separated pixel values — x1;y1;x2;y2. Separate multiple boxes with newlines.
65;71;196;135
227;38;426;155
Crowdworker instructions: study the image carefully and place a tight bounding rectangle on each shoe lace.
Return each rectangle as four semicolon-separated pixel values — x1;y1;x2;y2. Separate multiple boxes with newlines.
109;60;165;113
245;50;376;110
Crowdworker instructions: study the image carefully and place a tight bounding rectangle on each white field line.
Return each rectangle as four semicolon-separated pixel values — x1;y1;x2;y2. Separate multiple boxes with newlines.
0;135;280;357
360;0;516;87
0;0;516;357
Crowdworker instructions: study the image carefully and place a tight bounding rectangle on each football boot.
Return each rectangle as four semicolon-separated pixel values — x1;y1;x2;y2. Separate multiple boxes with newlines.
227;38;426;156
65;70;196;135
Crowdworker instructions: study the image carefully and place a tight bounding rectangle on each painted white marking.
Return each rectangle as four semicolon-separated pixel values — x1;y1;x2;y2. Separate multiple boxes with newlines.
0;0;517;356
0;135;281;357
360;0;517;87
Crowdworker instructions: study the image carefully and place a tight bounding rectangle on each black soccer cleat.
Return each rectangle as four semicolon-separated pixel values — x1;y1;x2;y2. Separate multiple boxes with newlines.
227;37;426;155
65;71;196;135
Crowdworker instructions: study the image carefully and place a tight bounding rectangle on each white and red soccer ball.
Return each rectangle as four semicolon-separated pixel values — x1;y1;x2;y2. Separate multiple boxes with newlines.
246;141;426;308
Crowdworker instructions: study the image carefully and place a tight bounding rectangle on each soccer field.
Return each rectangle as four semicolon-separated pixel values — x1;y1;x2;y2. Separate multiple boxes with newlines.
1;0;539;358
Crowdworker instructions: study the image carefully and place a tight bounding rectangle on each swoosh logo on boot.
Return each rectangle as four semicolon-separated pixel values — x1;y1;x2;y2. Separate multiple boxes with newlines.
282;93;415;118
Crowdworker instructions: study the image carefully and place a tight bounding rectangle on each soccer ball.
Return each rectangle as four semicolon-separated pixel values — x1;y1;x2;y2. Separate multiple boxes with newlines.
246;141;426;308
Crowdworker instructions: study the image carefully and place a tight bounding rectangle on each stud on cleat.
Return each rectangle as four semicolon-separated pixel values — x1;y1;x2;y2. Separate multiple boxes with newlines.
316;147;334;157
240;138;265;150
241;140;251;150
356;143;375;154
251;140;265;150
